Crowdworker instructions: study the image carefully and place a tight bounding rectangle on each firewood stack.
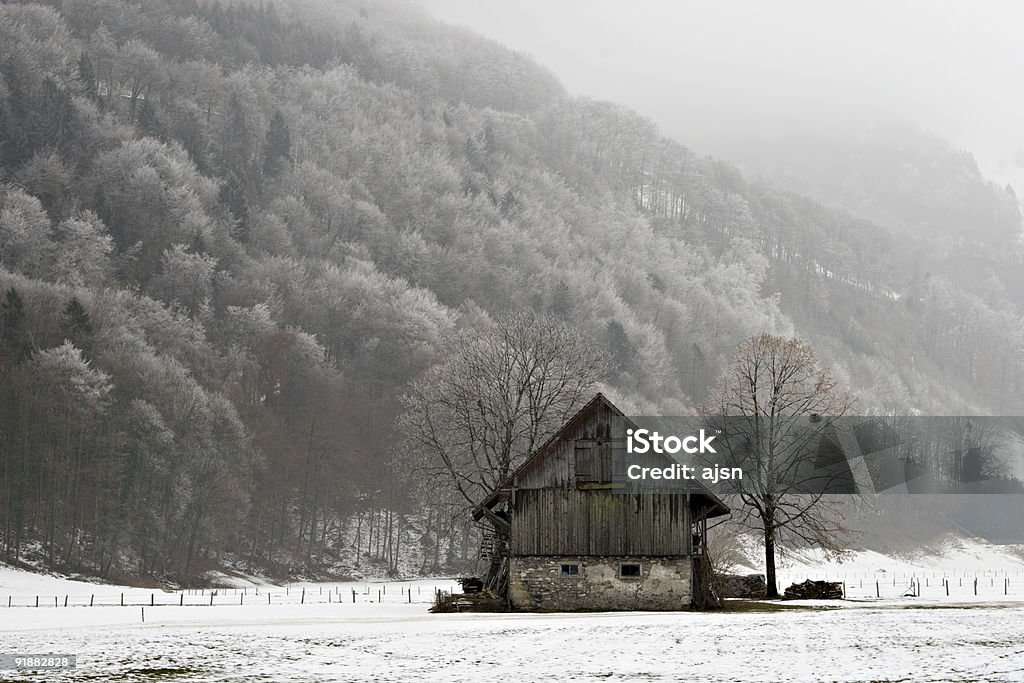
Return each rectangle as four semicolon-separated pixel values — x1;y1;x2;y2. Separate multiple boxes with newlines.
457;577;484;594
783;579;844;600
716;573;768;599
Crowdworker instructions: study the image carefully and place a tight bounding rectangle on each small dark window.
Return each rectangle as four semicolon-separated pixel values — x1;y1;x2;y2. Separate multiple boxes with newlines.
575;446;596;483
619;563;641;578
560;564;580;577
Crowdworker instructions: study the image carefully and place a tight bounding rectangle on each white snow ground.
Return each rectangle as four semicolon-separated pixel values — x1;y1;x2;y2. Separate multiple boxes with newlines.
731;535;1024;600
1;543;1023;682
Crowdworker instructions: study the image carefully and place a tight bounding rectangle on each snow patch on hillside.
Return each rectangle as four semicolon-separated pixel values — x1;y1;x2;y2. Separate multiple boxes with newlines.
728;534;1024;576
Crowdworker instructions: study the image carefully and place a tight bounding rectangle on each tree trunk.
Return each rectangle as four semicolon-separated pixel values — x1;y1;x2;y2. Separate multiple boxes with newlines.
764;526;779;598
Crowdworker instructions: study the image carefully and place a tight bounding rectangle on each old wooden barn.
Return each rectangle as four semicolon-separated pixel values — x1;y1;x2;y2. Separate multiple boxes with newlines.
472;393;729;611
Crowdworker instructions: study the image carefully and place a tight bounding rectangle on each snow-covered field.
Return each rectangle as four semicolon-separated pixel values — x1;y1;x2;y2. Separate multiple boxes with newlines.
738;536;1024;601
2;550;1024;682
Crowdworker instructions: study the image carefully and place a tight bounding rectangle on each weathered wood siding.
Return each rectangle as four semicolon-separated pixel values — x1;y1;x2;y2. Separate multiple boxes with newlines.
514;401;623;489
498;396;705;561
511;489;692;556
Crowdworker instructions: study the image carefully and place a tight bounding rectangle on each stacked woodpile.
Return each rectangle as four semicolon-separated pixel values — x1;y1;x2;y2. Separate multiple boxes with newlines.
783;579;843;600
716;573;768;599
457;577;483;594
430;590;506;613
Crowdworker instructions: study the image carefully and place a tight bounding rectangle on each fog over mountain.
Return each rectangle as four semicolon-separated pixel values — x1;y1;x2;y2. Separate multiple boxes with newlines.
0;0;1021;585
427;0;1024;194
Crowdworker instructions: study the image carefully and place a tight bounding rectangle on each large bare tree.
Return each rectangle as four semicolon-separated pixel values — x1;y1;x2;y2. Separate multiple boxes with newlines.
397;310;608;510
702;333;855;598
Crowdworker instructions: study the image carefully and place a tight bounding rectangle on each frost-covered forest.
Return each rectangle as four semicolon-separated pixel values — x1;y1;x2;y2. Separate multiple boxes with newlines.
0;0;1022;582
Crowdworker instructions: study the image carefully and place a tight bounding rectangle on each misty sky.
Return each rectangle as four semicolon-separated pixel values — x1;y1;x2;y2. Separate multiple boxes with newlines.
424;0;1024;189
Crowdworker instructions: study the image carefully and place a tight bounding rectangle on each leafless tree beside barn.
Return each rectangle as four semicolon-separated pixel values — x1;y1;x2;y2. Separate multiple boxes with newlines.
702;333;857;598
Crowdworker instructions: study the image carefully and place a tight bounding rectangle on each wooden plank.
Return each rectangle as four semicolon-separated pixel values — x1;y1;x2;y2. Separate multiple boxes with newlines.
479;506;511;535
510;489;691;556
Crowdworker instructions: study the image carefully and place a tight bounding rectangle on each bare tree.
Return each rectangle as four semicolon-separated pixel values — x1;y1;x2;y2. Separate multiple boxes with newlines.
702;333;856;598
705;516;751;576
397;309;608;511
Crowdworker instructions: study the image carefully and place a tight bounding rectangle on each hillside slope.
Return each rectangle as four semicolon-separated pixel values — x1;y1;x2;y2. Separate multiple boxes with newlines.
0;0;1021;581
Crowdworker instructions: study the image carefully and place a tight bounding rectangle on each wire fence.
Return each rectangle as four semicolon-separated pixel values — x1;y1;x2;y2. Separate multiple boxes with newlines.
4;570;1022;609
1;581;461;609
775;568;1024;600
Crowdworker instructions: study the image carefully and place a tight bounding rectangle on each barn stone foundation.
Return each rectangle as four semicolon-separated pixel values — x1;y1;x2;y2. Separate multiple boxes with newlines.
509;555;693;611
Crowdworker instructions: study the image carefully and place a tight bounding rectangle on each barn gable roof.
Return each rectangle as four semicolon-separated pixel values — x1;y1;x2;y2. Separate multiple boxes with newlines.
472;392;729;521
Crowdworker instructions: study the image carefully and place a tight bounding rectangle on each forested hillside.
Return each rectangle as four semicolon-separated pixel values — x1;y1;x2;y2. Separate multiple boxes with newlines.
722;123;1024;310
1;0;1021;582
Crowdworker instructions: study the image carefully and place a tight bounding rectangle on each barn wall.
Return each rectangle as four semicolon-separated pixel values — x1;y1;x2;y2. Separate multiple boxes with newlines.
515;401;622;489
509;555;693;611
511;490;692;556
